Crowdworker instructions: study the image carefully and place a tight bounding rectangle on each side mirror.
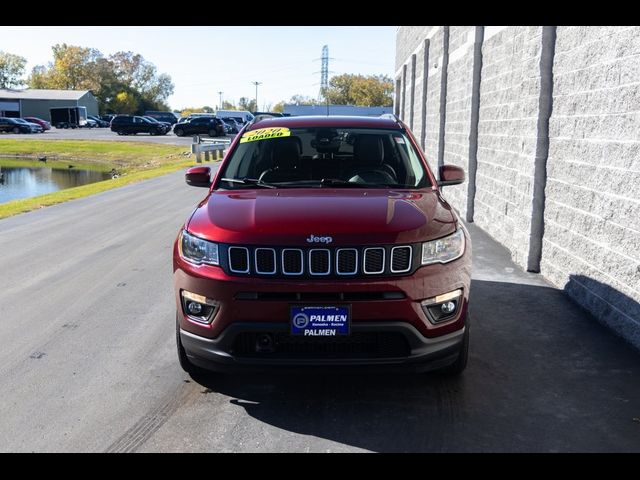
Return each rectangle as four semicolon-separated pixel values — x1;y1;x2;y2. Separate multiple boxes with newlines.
185;166;212;188
438;165;465;186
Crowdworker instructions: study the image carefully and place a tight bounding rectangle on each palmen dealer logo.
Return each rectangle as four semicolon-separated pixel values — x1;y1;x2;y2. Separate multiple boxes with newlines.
293;312;309;329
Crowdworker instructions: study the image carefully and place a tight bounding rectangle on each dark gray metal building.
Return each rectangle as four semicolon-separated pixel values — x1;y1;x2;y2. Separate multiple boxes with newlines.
0;89;99;120
283;104;393;116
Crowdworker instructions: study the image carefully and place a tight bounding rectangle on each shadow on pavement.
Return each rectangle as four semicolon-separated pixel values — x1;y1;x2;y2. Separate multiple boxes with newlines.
189;278;640;452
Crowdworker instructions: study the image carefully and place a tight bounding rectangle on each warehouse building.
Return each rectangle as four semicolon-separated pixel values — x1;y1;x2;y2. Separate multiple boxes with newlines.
0;89;99;121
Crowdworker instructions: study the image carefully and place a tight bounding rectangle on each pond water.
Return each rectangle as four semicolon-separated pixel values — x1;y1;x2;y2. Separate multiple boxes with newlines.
0;162;111;203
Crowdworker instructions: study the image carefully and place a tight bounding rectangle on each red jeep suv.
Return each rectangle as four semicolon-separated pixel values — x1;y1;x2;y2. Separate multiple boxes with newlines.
174;115;471;375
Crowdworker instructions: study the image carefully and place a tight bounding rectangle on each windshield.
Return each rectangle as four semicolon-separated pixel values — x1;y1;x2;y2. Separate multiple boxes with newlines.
218;127;430;189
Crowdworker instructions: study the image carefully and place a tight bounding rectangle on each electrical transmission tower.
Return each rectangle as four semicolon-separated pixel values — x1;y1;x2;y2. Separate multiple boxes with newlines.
320;45;329;100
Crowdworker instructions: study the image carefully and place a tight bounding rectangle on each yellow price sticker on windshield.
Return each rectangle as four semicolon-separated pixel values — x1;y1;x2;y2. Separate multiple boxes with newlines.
240;127;291;143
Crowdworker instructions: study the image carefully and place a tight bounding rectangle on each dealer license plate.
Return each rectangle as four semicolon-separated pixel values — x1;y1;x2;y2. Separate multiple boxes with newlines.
290;305;350;336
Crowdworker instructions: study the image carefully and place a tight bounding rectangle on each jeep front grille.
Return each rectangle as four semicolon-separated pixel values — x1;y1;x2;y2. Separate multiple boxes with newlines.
225;244;416;278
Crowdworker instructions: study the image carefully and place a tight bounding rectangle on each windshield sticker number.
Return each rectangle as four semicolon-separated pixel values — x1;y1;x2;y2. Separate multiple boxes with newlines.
240;127;291;143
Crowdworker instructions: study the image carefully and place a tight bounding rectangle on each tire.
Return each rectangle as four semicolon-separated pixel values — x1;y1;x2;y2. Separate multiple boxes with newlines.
174;128;184;137
208;129;217;137
12;127;20;134
438;314;470;376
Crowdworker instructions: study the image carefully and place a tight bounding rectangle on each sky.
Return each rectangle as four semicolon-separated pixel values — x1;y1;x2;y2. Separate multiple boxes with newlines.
0;26;397;111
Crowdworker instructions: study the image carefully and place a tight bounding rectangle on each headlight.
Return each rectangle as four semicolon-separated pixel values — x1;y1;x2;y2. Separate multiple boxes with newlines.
179;230;219;265
421;228;465;265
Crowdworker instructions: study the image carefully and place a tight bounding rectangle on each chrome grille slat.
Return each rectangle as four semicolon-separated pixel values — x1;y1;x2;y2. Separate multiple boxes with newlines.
363;247;385;274
336;248;358;275
228;246;250;273
254;248;276;274
309;249;331;275
390;246;412;273
282;248;304;275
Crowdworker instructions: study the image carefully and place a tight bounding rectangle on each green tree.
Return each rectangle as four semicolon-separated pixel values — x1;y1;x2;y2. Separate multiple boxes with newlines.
221;100;236;110
324;74;393;106
110;90;139;114
0;51;27;89
272;101;285;113
238;97;257;112
289;94;317;105
108;52;174;111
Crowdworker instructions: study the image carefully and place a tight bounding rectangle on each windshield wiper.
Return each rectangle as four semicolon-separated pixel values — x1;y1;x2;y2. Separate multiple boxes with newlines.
318;178;366;187
318;178;410;188
220;177;277;189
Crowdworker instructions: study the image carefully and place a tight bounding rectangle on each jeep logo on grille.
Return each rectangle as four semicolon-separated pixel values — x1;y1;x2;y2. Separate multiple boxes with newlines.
306;235;333;244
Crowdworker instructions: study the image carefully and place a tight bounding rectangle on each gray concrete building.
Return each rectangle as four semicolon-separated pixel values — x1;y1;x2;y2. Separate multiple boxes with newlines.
0;89;99;120
396;26;640;349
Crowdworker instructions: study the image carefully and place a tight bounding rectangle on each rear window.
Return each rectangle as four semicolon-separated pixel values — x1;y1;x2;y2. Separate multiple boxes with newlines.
218;127;430;189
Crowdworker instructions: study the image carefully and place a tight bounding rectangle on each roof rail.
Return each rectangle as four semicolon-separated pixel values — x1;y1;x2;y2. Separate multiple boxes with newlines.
379;113;401;122
247;113;277;127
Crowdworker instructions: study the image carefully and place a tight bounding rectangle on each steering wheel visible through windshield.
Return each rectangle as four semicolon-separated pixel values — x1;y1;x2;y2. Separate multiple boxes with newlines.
218;127;430;189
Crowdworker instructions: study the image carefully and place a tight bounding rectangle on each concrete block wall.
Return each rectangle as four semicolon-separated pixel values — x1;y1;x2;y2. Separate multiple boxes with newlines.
441;26;476;217
395;25;640;350
542;26;640;347
475;26;543;268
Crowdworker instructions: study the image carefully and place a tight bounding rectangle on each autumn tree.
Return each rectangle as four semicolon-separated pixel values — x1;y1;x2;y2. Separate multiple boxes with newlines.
26;44;174;115
324;74;393;106
0;51;27;89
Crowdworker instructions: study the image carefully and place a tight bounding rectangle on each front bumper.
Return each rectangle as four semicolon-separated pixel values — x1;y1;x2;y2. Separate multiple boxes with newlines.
181;322;465;373
174;235;471;372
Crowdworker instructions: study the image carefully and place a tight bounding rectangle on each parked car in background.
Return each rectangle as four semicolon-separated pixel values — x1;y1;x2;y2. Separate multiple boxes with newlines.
220;118;243;134
143;116;172;133
88;115;110;127
82;118;98;128
172;116;225;137
110;115;168;135
215;109;254;124
144;111;180;125
23;117;52;131
220;121;233;135
101;114;116;123
0;117;39;134
15;118;43;133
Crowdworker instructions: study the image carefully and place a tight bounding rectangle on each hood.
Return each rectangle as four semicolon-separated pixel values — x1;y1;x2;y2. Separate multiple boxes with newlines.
187;188;457;246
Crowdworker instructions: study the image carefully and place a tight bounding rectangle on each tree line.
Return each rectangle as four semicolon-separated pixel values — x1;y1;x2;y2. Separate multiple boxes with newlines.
0;46;174;115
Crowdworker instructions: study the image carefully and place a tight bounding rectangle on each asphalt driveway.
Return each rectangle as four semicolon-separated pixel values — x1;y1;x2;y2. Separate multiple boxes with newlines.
0;169;638;452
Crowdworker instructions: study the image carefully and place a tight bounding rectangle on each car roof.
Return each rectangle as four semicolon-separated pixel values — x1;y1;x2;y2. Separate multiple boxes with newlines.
246;115;402;131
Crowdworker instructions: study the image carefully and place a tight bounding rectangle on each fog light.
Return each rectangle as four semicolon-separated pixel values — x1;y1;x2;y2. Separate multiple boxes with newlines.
441;301;456;314
187;301;203;315
181;290;219;324
421;289;463;324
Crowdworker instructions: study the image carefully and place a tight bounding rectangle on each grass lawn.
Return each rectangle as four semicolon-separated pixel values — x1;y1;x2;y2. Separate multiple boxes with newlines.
0;139;210;219
0;139;188;172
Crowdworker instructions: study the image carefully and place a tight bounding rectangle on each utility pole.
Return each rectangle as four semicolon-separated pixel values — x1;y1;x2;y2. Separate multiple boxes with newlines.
252;81;262;112
218;91;223;110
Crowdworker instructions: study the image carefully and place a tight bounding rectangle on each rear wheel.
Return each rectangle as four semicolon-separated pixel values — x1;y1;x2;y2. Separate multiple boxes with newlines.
438;314;470;376
12;127;20;134
174;128;184;137
208;129;217;137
